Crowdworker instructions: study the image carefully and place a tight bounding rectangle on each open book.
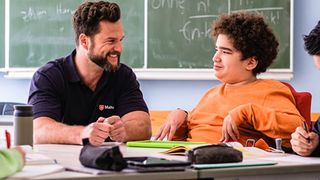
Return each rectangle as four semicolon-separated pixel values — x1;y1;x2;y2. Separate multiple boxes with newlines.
163;142;286;158
163;144;206;156
126;140;206;149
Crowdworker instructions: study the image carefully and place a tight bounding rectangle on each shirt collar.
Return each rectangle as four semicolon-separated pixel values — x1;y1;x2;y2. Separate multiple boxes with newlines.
64;49;81;83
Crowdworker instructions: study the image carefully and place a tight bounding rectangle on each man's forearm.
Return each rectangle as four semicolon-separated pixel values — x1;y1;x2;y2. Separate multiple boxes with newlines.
34;117;84;144
122;111;151;142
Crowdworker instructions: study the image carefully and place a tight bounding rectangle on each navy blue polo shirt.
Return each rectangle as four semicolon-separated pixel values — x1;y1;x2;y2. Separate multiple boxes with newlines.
28;50;148;126
311;120;320;156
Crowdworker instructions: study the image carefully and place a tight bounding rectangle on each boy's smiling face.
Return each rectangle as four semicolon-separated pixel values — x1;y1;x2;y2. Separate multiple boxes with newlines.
212;34;257;85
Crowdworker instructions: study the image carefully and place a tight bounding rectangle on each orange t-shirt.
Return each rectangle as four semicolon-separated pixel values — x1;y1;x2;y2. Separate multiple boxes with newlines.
184;79;303;149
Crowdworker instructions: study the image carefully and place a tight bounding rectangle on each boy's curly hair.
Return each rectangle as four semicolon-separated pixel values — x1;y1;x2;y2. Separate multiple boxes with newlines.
212;12;279;75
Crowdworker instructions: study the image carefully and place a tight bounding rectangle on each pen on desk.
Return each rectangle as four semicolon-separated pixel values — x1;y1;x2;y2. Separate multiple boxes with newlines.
302;121;311;143
275;138;282;151
5;129;11;148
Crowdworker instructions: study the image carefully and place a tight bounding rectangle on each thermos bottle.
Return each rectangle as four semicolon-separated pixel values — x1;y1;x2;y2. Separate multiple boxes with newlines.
13;105;33;146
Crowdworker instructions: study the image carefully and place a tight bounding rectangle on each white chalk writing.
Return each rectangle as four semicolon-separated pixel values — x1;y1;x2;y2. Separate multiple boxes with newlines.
151;0;287;42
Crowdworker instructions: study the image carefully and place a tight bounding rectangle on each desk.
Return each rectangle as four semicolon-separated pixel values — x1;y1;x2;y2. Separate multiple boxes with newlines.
29;144;198;180
0;115;13;126
3;113;320;179
198;157;320;180
6;144;319;180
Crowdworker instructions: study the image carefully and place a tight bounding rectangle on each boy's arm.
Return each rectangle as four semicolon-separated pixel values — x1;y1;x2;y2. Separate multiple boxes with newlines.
229;103;304;148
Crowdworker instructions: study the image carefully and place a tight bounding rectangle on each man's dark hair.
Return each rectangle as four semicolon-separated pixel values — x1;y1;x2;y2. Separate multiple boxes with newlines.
304;21;320;55
212;12;279;75
72;1;121;46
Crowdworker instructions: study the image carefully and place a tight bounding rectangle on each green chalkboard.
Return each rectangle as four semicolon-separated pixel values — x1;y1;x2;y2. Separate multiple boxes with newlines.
148;0;291;69
115;0;144;68
0;0;4;68
9;0;80;67
4;0;292;73
9;0;144;68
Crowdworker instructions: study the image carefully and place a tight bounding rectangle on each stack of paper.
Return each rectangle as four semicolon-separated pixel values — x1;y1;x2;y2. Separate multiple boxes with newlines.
9;152;64;179
10;164;65;179
26;153;57;165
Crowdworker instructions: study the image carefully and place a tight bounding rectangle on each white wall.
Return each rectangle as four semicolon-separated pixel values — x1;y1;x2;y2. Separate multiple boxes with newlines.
0;0;320;112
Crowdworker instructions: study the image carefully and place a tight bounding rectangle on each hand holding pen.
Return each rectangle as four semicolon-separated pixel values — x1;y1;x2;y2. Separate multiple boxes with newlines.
291;122;319;156
302;121;311;143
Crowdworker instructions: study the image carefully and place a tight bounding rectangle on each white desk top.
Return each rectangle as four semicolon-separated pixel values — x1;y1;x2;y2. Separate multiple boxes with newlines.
6;143;320;180
0;115;13;126
19;144;197;180
3;114;320;179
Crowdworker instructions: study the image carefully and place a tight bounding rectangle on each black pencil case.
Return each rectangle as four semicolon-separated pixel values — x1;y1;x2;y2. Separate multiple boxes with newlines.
187;144;243;164
79;138;127;171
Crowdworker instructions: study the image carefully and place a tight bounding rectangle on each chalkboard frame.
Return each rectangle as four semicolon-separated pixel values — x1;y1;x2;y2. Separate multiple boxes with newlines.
1;0;294;80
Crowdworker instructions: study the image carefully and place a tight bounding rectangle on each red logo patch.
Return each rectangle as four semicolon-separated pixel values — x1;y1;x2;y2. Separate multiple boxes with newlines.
98;105;105;111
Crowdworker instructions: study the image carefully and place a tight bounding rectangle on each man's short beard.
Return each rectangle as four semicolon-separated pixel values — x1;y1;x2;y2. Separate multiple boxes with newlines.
88;53;121;72
104;57;121;72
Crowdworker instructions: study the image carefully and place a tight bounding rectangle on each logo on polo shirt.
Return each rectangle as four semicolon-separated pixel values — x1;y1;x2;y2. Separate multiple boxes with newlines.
98;104;115;111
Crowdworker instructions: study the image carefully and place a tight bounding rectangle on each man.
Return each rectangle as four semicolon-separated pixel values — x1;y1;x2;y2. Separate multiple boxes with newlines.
28;1;151;146
290;21;320;156
155;12;304;151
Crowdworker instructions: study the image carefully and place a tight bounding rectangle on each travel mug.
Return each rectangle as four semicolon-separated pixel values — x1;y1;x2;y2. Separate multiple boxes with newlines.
13;105;33;146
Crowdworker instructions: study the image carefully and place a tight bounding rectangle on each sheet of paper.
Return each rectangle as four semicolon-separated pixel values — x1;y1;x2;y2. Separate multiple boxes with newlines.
65;165;135;175
260;154;320;164
10;164;65;179
26;153;57;165
225;142;285;158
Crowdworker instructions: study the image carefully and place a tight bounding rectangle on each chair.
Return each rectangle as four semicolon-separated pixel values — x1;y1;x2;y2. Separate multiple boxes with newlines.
281;82;312;128
0;102;25;115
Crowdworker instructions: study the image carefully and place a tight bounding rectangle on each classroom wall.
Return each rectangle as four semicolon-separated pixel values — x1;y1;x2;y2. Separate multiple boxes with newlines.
0;0;320;112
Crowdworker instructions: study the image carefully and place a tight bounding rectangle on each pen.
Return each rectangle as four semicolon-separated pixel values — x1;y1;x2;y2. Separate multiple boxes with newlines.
275;138;282;151
5;130;11;148
302;121;311;143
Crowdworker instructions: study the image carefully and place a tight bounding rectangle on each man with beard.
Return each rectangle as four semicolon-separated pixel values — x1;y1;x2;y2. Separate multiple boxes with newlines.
28;1;151;145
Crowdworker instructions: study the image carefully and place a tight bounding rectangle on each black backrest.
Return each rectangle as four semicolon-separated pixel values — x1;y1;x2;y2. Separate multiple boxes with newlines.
0;102;25;115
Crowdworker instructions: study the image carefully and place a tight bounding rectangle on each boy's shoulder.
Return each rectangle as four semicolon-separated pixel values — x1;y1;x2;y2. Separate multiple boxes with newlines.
256;79;287;89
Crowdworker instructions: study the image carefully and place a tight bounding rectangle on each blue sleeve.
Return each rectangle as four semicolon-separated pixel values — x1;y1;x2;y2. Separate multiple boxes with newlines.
312;119;320;134
28;63;65;122
311;120;320;157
